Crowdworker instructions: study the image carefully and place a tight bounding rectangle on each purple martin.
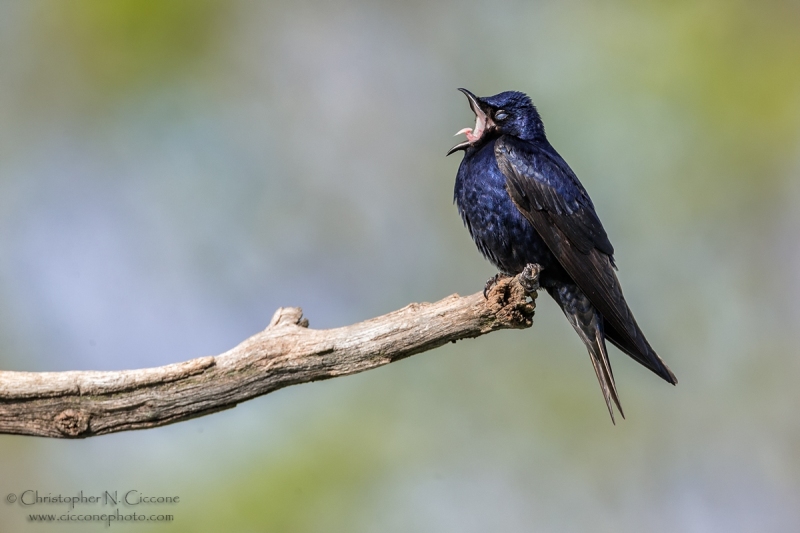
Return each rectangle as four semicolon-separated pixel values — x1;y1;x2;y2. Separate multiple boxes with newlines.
448;89;676;422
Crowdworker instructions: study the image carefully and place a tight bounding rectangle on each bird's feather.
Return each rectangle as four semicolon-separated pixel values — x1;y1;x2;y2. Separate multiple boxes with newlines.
496;135;677;385
547;282;624;422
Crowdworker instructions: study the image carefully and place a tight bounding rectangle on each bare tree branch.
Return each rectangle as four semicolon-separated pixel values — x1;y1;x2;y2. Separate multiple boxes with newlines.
0;275;536;438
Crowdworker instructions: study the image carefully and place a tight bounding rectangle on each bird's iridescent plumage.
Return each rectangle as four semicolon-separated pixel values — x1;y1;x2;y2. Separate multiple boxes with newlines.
450;89;676;422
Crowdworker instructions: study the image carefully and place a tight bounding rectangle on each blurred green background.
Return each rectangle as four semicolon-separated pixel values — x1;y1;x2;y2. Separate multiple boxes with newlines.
1;1;799;531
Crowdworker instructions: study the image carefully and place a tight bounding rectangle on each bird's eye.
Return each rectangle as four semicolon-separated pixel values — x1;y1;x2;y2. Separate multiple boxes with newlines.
494;111;508;121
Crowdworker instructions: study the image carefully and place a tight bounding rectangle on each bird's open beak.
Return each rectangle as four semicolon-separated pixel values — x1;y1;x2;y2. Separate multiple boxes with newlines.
447;88;492;156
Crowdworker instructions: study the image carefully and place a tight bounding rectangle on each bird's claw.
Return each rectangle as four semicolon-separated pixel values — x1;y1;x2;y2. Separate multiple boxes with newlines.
519;263;543;294
483;273;503;299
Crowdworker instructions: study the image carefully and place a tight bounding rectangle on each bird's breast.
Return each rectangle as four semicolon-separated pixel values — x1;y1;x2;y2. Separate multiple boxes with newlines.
454;140;556;275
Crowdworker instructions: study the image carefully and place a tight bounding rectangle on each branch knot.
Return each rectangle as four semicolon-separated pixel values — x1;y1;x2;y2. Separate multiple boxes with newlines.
54;409;90;437
267;307;307;329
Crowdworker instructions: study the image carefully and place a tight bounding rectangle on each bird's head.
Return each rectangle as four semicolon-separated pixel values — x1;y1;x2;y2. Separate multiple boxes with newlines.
447;89;545;156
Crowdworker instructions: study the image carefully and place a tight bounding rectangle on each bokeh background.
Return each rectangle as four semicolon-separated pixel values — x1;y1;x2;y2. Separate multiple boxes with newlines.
1;1;799;531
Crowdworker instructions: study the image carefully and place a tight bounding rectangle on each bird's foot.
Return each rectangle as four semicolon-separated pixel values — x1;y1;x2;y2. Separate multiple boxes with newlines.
483;273;504;299
519;263;543;294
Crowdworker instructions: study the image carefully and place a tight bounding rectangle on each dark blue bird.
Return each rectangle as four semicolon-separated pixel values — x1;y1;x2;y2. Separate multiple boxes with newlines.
448;89;676;422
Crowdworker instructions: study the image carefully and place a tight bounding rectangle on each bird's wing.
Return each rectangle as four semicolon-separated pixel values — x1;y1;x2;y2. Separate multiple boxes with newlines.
495;135;676;384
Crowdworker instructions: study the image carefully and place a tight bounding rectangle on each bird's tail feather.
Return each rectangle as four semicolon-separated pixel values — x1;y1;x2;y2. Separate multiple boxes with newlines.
547;283;624;423
586;324;624;423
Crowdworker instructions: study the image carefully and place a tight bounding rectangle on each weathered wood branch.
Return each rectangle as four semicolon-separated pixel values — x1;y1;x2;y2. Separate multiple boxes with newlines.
0;275;536;438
